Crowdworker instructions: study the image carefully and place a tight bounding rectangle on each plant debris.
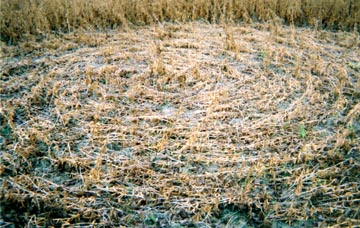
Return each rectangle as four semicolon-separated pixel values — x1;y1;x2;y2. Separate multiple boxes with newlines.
1;21;359;227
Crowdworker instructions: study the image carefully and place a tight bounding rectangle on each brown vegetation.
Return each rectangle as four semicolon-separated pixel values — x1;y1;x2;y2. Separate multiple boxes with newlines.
1;0;360;42
0;1;359;227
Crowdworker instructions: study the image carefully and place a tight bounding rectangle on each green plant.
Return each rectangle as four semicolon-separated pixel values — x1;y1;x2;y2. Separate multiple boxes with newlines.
0;124;12;140
300;124;306;138
348;62;360;72
145;212;157;225
259;50;266;60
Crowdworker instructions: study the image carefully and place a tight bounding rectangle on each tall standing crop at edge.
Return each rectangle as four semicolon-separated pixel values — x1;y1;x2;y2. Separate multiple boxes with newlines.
1;0;359;43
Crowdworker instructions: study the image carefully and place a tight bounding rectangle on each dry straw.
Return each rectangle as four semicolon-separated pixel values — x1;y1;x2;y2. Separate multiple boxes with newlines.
1;0;360;227
1;0;360;42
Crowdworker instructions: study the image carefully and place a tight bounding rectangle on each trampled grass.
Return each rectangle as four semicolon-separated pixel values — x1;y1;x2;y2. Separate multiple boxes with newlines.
0;1;360;227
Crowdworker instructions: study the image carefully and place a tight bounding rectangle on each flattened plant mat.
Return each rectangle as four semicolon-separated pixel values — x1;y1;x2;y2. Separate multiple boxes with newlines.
1;22;359;227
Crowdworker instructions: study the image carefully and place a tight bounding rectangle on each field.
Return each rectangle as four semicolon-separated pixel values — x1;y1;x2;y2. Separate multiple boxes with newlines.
1;1;360;227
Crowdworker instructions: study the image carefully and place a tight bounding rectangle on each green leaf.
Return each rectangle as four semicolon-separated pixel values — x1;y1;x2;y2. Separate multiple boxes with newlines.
0;124;12;139
259;50;266;60
348;62;360;72
145;212;157;225
300;125;306;138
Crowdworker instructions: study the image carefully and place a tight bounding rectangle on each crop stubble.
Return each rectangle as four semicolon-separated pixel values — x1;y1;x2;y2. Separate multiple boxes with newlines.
0;22;359;227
